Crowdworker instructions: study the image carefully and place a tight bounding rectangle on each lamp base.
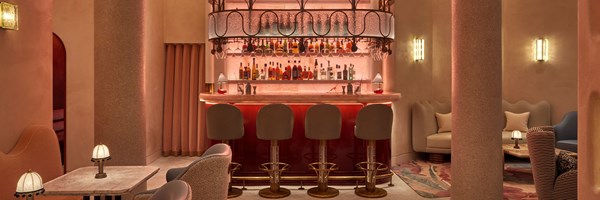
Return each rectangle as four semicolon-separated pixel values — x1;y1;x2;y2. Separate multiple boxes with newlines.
513;145;520;149
95;173;107;179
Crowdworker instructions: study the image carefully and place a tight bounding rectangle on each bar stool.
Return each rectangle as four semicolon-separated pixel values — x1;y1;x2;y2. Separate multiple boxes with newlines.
256;103;294;198
354;104;393;198
305;104;342;198
206;104;245;198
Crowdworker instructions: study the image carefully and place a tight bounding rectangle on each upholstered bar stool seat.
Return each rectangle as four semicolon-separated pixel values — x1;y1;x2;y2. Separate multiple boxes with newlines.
354;104;393;198
305;104;342;198
207;104;245;198
256;104;294;198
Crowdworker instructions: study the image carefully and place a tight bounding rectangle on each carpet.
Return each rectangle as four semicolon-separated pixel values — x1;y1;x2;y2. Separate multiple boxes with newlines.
392;160;537;199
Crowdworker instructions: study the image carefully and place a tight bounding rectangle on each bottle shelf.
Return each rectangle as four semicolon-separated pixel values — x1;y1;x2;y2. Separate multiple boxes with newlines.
227;79;370;84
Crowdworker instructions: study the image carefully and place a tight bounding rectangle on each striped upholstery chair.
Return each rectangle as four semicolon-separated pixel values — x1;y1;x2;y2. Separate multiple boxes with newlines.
527;129;577;200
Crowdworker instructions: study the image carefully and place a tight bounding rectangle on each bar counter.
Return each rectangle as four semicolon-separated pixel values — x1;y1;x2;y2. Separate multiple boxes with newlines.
200;92;401;186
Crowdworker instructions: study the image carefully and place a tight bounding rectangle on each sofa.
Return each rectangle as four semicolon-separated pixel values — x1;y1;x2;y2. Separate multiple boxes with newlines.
0;125;79;200
412;100;552;155
554;111;577;152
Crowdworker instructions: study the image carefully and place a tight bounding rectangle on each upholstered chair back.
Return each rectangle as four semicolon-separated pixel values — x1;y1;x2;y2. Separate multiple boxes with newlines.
305;104;341;140
171;143;232;200
554;111;578;141
149;180;192;200
256;104;294;140
206;104;244;140
502;100;551;128
527;130;556;200
355;104;393;140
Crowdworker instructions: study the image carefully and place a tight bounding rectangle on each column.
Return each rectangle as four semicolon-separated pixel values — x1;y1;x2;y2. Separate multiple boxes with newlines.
451;0;503;199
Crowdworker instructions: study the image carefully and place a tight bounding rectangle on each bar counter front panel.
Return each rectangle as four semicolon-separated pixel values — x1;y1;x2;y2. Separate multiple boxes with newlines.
201;93;401;186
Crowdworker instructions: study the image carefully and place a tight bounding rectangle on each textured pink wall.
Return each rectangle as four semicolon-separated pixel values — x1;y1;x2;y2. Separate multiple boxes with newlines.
0;0;53;153
388;0;433;164
578;0;600;198
52;0;95;171
503;0;578;124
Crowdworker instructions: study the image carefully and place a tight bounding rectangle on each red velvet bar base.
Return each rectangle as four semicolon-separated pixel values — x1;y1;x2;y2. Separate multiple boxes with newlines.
208;104;391;186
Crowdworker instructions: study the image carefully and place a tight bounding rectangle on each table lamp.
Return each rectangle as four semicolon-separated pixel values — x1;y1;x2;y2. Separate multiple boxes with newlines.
511;130;523;149
372;73;383;94
91;143;111;178
15;169;44;200
217;72;228;94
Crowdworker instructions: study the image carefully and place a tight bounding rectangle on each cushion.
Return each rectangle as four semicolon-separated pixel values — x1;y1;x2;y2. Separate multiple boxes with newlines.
504;111;530;132
427;132;452;149
556;151;577;177
556;140;578;153
435;112;452;133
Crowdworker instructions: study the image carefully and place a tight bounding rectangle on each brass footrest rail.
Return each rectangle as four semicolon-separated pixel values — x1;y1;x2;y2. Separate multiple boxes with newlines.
231;171;393;181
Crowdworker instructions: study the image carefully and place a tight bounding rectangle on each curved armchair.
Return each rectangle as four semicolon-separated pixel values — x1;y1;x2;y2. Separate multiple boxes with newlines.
527;130;577;200
139;144;232;200
553;111;577;152
135;180;192;200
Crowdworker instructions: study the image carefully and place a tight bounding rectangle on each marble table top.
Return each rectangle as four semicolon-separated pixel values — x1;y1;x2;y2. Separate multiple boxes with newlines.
502;144;577;159
44;166;159;196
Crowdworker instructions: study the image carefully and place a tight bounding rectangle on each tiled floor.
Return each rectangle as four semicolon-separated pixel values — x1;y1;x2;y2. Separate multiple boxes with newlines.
147;156;448;200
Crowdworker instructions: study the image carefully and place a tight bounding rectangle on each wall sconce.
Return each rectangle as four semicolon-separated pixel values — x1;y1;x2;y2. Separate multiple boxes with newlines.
413;38;424;62
91;143;111;179
15;169;44;200
0;2;18;30
534;38;548;61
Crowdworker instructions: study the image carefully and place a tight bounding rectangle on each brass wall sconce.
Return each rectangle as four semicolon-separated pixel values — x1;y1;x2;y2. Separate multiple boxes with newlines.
534;38;548;61
0;2;18;30
413;38;424;62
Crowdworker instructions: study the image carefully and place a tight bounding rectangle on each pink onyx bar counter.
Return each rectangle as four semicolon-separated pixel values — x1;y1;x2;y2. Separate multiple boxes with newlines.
199;92;401;186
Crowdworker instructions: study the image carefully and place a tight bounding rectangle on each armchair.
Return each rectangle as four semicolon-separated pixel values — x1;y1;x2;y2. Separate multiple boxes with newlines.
135;180;191;200
137;143;232;200
553;111;577;152
527;130;577;200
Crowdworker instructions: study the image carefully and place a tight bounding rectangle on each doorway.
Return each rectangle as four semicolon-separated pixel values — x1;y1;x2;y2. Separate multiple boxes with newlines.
52;33;67;170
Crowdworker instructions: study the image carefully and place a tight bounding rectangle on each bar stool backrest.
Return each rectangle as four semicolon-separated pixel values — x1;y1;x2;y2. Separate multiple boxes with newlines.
305;104;342;140
257;104;294;140
355;104;393;140
207;104;244;140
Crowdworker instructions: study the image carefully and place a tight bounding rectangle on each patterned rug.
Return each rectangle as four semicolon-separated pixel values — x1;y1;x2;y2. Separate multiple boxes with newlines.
392;160;537;199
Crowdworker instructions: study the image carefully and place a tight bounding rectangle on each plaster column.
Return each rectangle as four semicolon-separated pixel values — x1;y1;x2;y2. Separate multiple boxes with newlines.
451;0;503;199
578;0;600;198
94;0;147;165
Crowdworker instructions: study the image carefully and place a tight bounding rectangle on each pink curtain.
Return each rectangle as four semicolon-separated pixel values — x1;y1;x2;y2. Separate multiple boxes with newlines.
163;44;208;156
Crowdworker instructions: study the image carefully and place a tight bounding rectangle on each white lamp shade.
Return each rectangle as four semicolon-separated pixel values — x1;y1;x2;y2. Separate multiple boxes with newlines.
511;130;522;139
217;73;227;83
92;144;110;159
372;73;383;83
15;170;43;194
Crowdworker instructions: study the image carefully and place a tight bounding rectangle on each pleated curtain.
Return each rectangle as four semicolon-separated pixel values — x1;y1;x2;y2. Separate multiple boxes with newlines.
163;43;208;156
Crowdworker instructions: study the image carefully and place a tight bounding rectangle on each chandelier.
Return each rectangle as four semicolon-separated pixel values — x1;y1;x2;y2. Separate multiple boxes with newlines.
208;0;395;61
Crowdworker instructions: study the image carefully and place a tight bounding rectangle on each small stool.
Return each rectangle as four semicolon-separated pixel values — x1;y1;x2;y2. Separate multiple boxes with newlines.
305;104;342;198
256;104;294;198
207;104;245;198
354;104;393;198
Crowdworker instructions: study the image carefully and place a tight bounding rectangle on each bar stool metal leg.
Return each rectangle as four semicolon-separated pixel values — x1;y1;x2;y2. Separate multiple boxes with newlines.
223;140;243;198
259;140;291;198
355;140;388;198
307;140;339;198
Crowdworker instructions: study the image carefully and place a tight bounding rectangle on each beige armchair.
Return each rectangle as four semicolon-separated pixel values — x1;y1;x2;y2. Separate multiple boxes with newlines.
136;143;232;200
527;130;577;200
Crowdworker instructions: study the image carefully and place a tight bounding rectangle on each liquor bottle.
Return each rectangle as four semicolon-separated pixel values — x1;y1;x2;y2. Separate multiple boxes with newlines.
313;60;319;80
308;67;314;80
346;39;353;52
268;62;274;80
261;64;267;80
343;64;348;80
283;39;288;54
319;39;325;53
279;64;284;80
252;58;258;80
292;60;298;80
239;62;244;80
308;39;314;53
243;66;249;80
349;64;355;80
320;63;326;80
335;39;342;53
297;60;303;77
270;39;275;51
336;65;342;80
327;61;333;80
242;40;248;52
292;39;299;54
